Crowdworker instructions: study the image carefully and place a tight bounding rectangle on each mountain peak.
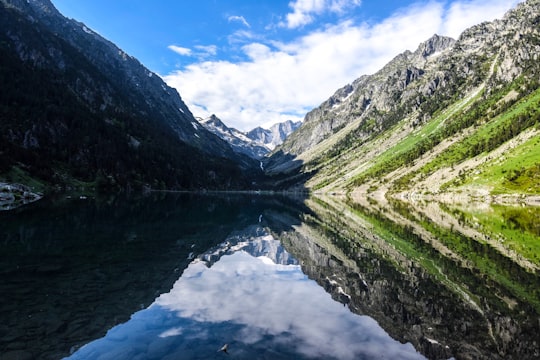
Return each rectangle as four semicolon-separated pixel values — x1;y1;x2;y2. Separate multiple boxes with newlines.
247;120;302;150
199;115;270;160
202;114;227;129
198;115;301;159
414;34;456;58
0;0;256;190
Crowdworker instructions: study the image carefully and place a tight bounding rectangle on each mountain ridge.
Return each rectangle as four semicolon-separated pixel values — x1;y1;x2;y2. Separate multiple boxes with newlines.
0;0;259;191
265;0;540;202
246;120;302;150
199;115;301;160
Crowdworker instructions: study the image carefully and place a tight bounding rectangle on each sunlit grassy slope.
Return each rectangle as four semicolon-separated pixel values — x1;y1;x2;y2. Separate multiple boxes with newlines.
305;80;540;198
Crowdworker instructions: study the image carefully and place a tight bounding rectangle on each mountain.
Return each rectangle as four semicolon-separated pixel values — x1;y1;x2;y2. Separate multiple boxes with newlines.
0;0;258;191
265;0;540;201
199;115;269;160
246;120;302;150
199;115;301;160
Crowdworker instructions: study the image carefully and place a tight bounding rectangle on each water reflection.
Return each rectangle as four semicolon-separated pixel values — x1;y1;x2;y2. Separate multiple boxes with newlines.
0;193;306;359
303;195;539;360
2;193;538;359
66;225;424;360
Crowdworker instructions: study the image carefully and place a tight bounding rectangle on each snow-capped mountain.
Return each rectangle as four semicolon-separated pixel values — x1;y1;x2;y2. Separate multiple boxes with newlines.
199;115;301;159
246;120;302;150
199;115;269;159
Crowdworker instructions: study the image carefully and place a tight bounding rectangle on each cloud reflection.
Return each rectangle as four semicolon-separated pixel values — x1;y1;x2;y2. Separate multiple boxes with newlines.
66;227;424;359
156;230;424;359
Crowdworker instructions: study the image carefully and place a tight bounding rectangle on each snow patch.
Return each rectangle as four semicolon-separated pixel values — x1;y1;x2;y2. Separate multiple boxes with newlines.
332;91;355;108
337;286;351;299
343;91;354;102
427;51;443;59
326;276;338;286
82;26;93;34
118;50;128;61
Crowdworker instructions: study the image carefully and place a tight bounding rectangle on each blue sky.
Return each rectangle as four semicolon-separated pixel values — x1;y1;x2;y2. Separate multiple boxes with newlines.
51;0;521;131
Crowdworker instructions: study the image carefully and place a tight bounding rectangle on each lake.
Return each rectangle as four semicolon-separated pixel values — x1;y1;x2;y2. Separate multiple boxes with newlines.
0;193;538;359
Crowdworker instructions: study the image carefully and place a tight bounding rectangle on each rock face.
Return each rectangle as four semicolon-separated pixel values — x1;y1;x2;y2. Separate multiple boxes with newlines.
266;0;540;181
199;115;270;160
267;33;457;168
200;115;301;159
0;0;257;190
246;120;302;150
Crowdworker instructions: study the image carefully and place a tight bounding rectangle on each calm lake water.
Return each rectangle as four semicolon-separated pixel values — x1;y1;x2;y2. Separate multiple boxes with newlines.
0;193;538;360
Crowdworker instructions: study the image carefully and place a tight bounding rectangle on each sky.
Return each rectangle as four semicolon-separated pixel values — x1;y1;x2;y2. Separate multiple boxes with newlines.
51;0;522;131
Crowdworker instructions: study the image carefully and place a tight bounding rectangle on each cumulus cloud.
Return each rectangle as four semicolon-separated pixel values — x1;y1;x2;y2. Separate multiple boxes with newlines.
228;15;251;28
283;0;362;29
194;44;218;57
163;0;520;131
167;45;192;56
441;0;520;38
168;44;218;60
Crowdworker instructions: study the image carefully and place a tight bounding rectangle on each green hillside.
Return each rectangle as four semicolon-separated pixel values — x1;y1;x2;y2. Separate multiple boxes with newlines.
267;0;540;203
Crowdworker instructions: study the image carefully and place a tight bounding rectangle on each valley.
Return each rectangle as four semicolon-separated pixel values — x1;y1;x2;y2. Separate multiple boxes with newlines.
0;1;539;359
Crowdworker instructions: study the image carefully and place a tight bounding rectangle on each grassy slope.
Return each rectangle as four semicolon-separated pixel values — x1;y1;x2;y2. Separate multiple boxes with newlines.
305;81;540;198
302;77;540;277
457;131;540;194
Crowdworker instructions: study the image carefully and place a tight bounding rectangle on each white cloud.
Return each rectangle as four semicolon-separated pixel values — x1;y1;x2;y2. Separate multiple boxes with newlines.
163;0;520;132
156;249;423;359
441;0;521;38
283;0;362;29
168;44;218;60
167;45;192;56
194;44;218;57
228;15;251;28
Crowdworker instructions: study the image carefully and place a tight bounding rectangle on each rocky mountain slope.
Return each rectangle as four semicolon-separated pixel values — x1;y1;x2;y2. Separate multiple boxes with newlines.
246;120;302;150
199;115;270;160
265;0;540;201
0;0;258;191
200;115;301;160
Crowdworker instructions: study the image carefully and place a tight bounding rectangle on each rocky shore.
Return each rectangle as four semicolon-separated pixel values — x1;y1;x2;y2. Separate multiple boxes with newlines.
0;183;42;210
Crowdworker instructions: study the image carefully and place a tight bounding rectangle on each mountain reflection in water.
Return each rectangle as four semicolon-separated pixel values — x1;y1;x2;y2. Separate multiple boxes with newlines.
65;225;424;360
2;193;538;359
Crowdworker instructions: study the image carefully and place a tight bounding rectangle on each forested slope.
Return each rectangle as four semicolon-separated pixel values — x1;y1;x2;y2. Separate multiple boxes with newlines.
0;0;258;192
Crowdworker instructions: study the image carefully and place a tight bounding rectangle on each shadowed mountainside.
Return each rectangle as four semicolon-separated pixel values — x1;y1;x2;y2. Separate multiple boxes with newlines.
0;0;260;192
